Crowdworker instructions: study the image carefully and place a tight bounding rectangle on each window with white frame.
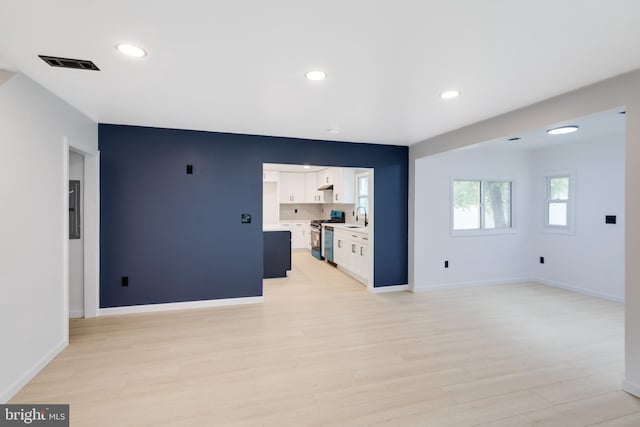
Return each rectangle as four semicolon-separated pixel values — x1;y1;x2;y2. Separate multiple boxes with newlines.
546;175;570;227
452;180;512;231
356;173;369;214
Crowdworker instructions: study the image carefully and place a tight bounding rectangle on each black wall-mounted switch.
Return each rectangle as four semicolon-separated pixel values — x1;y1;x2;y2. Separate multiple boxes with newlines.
121;276;129;287
241;213;252;224
540;257;545;264
186;164;193;174
444;260;449;268
606;215;617;224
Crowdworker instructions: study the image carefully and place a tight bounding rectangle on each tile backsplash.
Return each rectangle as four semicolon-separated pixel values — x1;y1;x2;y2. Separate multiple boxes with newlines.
279;204;323;220
279;203;362;223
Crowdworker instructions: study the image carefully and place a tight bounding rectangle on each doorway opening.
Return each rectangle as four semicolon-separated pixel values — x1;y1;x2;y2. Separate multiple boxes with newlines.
68;150;84;318
262;163;375;292
63;139;99;327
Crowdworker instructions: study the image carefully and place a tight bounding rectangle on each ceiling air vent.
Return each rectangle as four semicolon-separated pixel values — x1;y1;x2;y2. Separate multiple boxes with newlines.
38;55;100;71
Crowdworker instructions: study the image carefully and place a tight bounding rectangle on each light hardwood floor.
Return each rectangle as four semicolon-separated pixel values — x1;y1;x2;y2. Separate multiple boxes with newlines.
11;251;640;426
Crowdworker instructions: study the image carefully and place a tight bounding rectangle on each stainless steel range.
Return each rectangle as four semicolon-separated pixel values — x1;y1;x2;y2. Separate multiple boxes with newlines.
310;210;345;260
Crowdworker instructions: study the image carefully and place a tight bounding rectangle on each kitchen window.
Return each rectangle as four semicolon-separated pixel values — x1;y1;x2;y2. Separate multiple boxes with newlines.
356;173;369;214
452;179;512;233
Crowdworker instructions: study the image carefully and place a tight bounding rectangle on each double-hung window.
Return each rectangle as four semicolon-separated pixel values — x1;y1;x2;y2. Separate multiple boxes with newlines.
452;179;512;232
546;175;571;228
356;173;369;213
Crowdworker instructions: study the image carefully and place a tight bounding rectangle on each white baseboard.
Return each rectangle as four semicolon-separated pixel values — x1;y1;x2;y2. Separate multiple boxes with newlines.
68;309;84;319
1;340;67;403
533;277;624;303
622;379;640;398
99;296;264;316
370;284;409;293
412;277;530;292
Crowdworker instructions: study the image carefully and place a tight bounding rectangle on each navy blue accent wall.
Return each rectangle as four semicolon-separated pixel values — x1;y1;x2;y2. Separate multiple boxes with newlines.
99;124;408;308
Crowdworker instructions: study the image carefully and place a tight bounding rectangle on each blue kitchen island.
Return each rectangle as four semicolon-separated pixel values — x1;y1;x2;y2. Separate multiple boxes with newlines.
263;227;291;279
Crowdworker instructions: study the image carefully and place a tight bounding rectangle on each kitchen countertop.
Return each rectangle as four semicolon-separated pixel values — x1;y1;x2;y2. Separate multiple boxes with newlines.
263;224;291;232
323;223;369;235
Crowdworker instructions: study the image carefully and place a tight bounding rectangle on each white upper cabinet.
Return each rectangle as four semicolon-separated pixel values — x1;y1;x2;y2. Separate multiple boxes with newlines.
279;172;306;204
305;172;326;203
330;167;355;203
317;168;332;187
263;170;279;182
271;166;354;204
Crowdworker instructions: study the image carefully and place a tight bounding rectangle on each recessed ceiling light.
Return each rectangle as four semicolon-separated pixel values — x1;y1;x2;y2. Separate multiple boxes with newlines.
547;126;579;135
440;90;461;99
303;165;311;169
116;43;147;58
327;128;340;134
305;71;327;81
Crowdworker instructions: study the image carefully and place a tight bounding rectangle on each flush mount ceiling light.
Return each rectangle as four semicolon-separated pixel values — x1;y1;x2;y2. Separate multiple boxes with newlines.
440;90;461;99
547;125;579;135
305;70;327;81
116;43;147;58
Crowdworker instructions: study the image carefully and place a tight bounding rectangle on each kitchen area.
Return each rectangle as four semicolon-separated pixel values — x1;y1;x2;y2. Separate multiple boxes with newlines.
263;163;373;287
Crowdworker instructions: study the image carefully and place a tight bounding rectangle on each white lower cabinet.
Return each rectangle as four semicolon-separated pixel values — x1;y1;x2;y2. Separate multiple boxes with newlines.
333;228;370;284
353;235;369;281
334;229;348;266
281;222;310;249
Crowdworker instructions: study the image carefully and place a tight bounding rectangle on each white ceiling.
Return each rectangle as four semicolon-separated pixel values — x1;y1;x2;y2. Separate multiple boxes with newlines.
471;108;626;152
1;1;639;146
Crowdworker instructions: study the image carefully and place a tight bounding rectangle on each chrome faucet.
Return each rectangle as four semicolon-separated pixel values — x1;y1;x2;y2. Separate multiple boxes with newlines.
355;206;368;227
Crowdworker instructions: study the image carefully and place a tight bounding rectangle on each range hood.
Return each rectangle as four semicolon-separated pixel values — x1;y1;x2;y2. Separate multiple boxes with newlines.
318;184;334;191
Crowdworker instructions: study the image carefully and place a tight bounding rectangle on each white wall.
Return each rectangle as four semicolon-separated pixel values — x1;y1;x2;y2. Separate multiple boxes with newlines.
68;151;84;317
413;134;624;299
530;135;625;301
0;72;97;402
414;146;532;289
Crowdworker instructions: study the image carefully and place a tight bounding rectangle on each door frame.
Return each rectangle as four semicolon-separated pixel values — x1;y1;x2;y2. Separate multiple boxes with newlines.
63;138;100;328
